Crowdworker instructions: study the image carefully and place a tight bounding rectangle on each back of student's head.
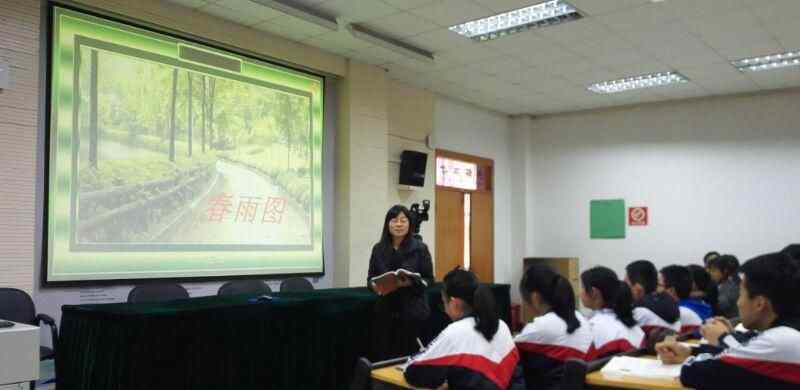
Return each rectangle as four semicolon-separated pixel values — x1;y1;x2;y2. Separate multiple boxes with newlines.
660;265;692;300
708;254;740;281
519;264;580;334
703;251;720;266
626;260;658;294
740;252;800;320
781;244;800;261
687;264;711;293
581;266;637;328
444;268;499;341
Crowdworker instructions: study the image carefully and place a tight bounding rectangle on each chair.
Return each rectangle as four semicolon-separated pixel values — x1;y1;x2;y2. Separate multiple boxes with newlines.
560;358;589;390
350;356;409;390
217;280;271;297
0;288;58;390
127;283;189;303
280;277;314;292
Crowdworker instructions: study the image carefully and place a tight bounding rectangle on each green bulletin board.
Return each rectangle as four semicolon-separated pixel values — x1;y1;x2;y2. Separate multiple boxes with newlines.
590;199;626;239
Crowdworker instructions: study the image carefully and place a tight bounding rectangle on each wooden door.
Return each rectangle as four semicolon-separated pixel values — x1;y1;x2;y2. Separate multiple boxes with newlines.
470;191;494;283
435;188;464;281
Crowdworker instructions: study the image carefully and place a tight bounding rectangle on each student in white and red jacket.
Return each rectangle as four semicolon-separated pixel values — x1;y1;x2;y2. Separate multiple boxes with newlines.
659;265;706;335
626;260;681;337
515;264;592;390
580;266;646;360
404;268;525;390
657;252;800;390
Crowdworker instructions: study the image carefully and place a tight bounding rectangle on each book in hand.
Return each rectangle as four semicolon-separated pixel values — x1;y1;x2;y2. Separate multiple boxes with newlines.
370;269;427;295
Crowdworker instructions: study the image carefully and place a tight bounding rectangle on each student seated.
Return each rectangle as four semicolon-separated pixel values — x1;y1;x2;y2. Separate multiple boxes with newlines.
656;252;800;390
404;268;525;390
707;254;741;318
781;243;800;261
687;264;717;318
659;265;711;335
625;260;681;336
580;267;645;360
515;265;592;390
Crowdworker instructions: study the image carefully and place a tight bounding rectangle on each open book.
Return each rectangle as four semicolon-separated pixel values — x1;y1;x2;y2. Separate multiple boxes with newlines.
370;269;427;295
601;356;683;380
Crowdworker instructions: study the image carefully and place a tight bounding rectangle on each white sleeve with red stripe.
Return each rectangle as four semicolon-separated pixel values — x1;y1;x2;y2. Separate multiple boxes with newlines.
679;306;703;334
514;312;591;362
634;307;681;334
405;318;520;389
586;310;645;360
681;325;800;389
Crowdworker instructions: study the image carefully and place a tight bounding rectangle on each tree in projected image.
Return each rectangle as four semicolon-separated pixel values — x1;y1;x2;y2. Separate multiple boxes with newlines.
74;49;313;245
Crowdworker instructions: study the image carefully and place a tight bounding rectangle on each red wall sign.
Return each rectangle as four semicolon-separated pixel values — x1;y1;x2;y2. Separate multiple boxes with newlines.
629;207;648;226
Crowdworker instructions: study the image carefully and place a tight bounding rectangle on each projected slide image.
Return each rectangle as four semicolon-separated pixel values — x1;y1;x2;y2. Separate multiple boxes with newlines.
74;50;312;247
45;7;324;282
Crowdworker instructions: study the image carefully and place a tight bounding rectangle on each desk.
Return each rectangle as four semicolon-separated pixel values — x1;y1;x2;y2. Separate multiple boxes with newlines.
58;284;509;390
0;320;39;386
371;365;446;390
585;356;693;390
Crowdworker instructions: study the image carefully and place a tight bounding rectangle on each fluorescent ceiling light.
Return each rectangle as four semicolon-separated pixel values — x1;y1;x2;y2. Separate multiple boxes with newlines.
249;0;338;31
347;24;435;64
448;0;582;42
732;50;800;72
588;71;688;94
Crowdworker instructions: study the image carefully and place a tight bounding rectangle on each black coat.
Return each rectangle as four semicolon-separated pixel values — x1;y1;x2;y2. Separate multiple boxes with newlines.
367;237;434;322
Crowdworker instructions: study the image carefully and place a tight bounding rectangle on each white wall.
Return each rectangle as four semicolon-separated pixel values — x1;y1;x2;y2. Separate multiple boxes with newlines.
526;88;800;280
433;98;514;286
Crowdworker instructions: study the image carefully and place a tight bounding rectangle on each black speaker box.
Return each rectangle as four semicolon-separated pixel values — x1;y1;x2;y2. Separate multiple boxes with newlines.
399;150;427;187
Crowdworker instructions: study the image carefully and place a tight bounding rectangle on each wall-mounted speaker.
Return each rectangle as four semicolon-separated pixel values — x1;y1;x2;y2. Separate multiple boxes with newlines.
399;150;427;187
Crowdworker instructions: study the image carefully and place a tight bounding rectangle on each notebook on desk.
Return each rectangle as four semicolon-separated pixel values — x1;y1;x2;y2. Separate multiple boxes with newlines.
601;356;683;380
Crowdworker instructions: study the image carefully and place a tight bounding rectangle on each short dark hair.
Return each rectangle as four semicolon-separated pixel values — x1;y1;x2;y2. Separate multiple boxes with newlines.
703;251;720;266
740;252;800;319
626;260;658;294
707;254;740;280
660;265;692;300
687;264;711;292
781;244;800;261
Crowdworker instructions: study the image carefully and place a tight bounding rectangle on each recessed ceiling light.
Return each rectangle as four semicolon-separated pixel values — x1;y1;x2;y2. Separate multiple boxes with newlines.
448;0;582;42
731;50;800;72
588;71;689;94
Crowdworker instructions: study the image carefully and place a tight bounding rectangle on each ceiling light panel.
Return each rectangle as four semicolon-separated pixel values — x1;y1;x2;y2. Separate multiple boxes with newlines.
448;0;582;42
588;71;689;94
732;50;800;72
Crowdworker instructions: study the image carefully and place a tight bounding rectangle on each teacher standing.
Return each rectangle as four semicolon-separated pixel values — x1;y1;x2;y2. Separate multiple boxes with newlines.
368;205;434;359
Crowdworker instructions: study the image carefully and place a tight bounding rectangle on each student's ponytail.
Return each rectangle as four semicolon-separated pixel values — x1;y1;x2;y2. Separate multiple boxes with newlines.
581;266;637;328
519;264;580;334
473;284;499;341
444;268;499;342
612;281;637;328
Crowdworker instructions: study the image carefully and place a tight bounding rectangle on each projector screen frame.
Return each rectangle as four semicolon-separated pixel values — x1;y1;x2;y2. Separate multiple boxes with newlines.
40;2;331;287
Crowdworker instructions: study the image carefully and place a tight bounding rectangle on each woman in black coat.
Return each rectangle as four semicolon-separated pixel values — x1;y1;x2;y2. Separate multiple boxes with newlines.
368;205;434;359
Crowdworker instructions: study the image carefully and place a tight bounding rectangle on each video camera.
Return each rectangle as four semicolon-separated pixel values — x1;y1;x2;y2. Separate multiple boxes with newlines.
408;200;430;240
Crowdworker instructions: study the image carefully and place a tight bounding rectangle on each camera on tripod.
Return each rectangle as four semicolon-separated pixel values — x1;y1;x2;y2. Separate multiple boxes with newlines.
408;200;430;240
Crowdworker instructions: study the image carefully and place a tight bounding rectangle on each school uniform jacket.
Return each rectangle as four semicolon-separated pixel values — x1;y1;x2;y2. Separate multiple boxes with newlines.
633;292;681;336
514;312;592;390
679;306;704;335
586;309;646;361
404;317;524;390
680;319;800;390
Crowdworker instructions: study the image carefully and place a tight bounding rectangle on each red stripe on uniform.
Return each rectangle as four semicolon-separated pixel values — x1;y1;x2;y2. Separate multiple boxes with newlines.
720;355;800;384
681;325;700;334
414;348;520;389
516;342;587;362
586;339;635;361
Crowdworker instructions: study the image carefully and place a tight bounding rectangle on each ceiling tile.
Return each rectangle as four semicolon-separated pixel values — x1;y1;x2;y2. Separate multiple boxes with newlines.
535;18;618;46
408;0;493;27
252;18;326;41
349;45;405;65
595;1;682;32
650;82;708;100
381;0;440;11
403;28;472;52
684;9;778;54
200;3;271;26
764;20;800;50
747;67;800;91
667;0;749;19
472;0;539;13
434;43;502;65
714;40;785;62
301;30;375;52
605;60;672;79
678;62;760;95
513;43;585;67
746;0;800;25
361;11;440;39
165;0;208;9
219;0;285;20
462;57;527;76
316;0;399;22
567;0;650;17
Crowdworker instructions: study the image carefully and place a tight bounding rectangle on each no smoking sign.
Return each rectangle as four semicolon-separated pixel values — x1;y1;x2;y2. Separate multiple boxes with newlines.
629;207;648;226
